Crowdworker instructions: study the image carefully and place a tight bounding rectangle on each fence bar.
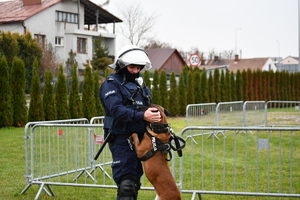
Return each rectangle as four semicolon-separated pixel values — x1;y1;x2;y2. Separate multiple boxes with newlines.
186;103;216;126
266;101;300;127
22;123;157;199
179;126;300;199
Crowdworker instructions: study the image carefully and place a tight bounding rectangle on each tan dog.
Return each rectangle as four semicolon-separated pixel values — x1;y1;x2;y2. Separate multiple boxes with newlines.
131;104;181;200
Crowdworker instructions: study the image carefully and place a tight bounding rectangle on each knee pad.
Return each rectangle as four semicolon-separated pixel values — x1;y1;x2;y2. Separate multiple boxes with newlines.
118;179;138;200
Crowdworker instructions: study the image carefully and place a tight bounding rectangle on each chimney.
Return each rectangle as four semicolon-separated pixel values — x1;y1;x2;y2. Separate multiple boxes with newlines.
214;56;219;62
23;0;42;6
234;54;239;62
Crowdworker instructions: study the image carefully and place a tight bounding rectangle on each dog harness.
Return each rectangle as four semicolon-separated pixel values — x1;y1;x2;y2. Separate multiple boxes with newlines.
139;123;186;161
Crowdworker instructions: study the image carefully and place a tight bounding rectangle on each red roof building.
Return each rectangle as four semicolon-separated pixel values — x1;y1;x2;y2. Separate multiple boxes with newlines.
145;48;186;74
199;55;277;73
0;0;122;69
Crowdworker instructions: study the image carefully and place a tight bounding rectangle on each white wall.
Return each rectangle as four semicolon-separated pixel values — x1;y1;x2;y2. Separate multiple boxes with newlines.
0;0;117;69
262;58;277;72
279;56;298;65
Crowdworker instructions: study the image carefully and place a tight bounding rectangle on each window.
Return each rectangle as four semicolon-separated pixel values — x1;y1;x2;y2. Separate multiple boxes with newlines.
34;34;46;49
56;11;78;24
55;36;63;46
77;37;87;53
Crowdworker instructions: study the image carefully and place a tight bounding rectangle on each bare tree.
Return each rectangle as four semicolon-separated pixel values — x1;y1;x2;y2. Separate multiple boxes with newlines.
221;50;234;59
119;3;156;46
142;37;172;49
207;49;219;60
41;43;60;77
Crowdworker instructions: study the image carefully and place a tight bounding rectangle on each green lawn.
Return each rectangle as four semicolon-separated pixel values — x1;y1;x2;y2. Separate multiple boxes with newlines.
0;118;299;200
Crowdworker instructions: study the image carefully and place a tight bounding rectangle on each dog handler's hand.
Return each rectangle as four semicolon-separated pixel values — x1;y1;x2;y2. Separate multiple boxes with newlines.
143;108;161;123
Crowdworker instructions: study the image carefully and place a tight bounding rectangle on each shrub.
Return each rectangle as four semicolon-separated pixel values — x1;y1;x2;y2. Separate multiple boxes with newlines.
69;64;82;119
82;65;96;120
43;70;56;120
0;56;13;127
55;65;69;120
11;57;27;126
28;58;44;122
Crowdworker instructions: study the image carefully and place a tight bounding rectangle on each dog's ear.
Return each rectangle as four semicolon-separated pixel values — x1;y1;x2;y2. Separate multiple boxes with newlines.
164;108;172;116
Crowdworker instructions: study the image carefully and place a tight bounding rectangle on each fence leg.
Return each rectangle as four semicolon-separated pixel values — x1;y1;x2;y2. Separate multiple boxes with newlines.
89;164;112;179
45;184;55;196
20;183;32;194
34;183;53;200
74;169;97;182
191;192;203;200
207;131;220;140
197;193;202;200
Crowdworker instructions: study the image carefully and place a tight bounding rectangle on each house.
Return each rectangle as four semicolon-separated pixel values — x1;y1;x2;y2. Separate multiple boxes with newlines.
276;56;300;73
0;0;122;70
145;48;186;74
198;55;277;74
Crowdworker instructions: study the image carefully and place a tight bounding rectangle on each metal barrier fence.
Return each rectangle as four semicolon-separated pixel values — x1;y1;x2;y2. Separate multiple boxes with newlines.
89;116;155;191
23;118;89;185
177;126;300;199
243;101;266;127
216;101;244;126
186;103;216;126
22;103;300;199
266;101;300;127
186;101;300;127
21;122;156;200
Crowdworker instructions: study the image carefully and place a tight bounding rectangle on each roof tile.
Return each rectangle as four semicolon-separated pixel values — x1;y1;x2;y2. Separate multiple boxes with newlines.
0;0;61;23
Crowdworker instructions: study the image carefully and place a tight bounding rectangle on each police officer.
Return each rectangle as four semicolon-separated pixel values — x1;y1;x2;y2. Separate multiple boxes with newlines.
100;45;161;200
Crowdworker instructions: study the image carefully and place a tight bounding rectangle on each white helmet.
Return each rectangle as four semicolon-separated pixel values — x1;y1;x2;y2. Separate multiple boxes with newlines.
109;45;152;70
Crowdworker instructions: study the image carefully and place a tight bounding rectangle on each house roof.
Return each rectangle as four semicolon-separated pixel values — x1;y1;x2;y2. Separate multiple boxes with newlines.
145;48;185;72
79;0;122;24
199;57;270;73
0;0;122;24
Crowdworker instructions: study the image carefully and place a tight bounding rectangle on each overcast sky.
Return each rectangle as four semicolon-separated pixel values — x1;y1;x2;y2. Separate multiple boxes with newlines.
92;0;299;59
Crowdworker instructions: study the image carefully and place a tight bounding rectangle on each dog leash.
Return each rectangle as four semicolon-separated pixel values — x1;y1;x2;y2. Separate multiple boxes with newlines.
169;129;186;157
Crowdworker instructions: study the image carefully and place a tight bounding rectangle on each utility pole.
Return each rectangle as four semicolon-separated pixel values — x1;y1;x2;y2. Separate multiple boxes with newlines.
235;28;242;55
298;0;300;71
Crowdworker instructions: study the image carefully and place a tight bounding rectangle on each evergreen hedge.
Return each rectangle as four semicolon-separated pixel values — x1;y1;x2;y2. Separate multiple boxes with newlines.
28;59;44;122
43;70;56;121
200;68;209;103
82;65;96;120
55;65;69;120
151;69;161;105
69;64;82;119
159;70;168;108
11;57;27;127
186;70;195;104
168;72;179;116
0;56;13;127
178;71;186;116
2;54;300;126
194;68;201;104
94;70;104;116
